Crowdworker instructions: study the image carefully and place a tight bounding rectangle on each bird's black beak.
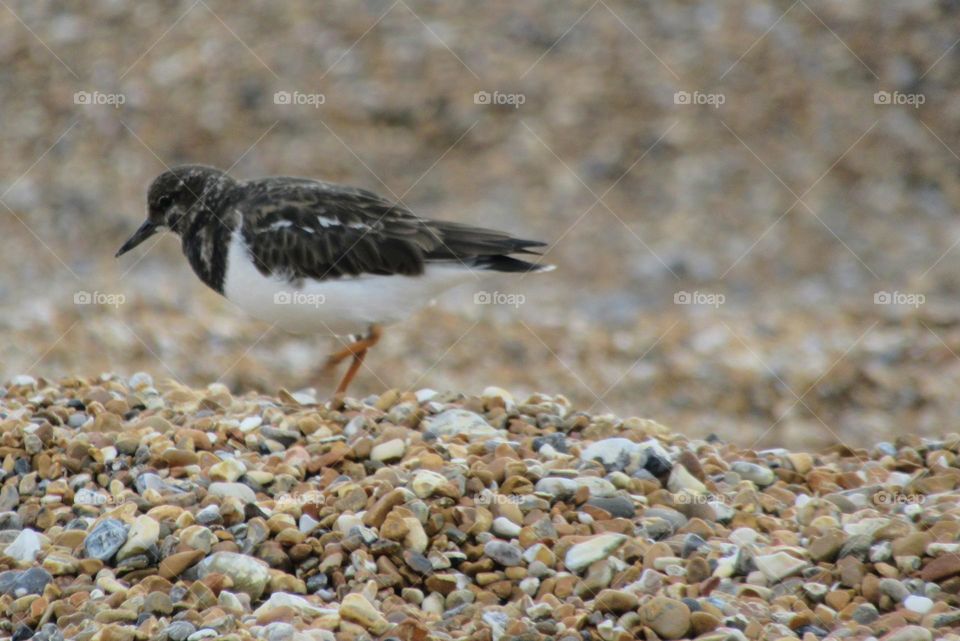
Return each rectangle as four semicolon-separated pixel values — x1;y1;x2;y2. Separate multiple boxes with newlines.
115;220;159;258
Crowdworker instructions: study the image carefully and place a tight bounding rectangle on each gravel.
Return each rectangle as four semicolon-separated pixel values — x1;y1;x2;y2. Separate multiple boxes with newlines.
0;375;956;639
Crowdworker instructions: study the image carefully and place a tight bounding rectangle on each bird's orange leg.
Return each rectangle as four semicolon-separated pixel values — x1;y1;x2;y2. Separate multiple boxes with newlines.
326;325;382;395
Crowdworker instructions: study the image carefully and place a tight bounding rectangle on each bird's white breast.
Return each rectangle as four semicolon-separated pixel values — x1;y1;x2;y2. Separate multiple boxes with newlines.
222;231;475;336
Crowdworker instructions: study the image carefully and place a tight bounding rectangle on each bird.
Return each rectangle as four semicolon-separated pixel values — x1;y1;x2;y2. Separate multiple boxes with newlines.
116;164;554;395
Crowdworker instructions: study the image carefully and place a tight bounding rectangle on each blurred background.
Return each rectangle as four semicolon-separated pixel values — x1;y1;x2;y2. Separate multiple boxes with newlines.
2;0;959;449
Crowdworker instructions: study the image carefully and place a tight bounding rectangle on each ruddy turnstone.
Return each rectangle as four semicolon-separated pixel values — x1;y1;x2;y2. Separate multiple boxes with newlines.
116;164;553;394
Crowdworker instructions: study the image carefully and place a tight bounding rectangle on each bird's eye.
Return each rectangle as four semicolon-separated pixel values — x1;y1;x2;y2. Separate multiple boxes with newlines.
157;194;173;209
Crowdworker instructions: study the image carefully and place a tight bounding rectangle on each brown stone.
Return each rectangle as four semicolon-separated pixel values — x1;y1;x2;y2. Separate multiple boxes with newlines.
159;550;205;579
920;554;960;582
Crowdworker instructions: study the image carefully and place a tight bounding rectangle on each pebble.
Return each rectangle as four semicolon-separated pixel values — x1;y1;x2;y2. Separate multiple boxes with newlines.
755;552;809;582
207;482;257;503
424;409;499;438
370;438;406;462
0;378;953;641
339;593;390;635
484;540;523;566
641;596;691;639
4;528;42;562
565;534;627;571
116;515;159;561
198;552;270;599
730;461;776;486
904;595;934;614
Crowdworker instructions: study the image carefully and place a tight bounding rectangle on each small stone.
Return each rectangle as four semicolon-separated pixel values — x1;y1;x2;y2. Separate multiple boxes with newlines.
920;554;960;582
370;438;406;462
159;550;205;579
484;540;522;566
339;593;390;635
411;470;449;498
492;517;522;538
903;595;934;614
809;529;846;562
667;464;707;495
852;603;878;624
0;567;52;597
424;409;498;438
144;591;173;615
594;589;638;613
535;477;578;499
586;496;636;518
731;461;776;486
166;621;197;641
881;625;933;641
878;578;909;602
84;519;128;561
565;534;627;571
116;515;159;561
198;552;270;599
581;438;642;469
208;482;256;503
4;529;42;562
640;596;691;640
255;592;336;618
755;552;809;582
208;458;246;482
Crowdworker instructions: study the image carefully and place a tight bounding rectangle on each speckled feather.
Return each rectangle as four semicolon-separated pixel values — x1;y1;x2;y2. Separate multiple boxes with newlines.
142;165;551;293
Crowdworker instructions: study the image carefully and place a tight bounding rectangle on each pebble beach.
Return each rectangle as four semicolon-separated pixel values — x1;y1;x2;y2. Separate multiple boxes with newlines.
0;373;957;641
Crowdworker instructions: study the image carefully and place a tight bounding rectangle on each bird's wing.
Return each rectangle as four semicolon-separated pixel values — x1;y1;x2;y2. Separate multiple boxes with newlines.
237;178;546;280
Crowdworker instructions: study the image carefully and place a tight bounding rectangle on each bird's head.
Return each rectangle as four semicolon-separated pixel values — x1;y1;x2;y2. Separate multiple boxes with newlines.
116;164;235;257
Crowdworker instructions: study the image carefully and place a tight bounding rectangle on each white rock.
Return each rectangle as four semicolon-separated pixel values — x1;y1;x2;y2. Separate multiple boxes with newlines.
534;477;578;498
336;514;364;534
580;438;641;466
209;458;246;482
370;439;406;462
4;529;42;562
667;464;708;495
729;527;760;546
424;409;498;438
117;515;159;561
574;477;617;498
299;514;320;534
208;482;256;503
339;593;390;634
255;592;338;618
492;517;522;538
564;533;628;571
239;416;263;432
414;388;438;403
411;470;448;498
404;517;428;553
904;595;934;614
755;552;809;582
199;551;270;599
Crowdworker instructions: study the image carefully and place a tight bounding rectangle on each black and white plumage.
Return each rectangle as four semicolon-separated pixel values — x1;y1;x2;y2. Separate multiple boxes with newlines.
116;164;553;339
